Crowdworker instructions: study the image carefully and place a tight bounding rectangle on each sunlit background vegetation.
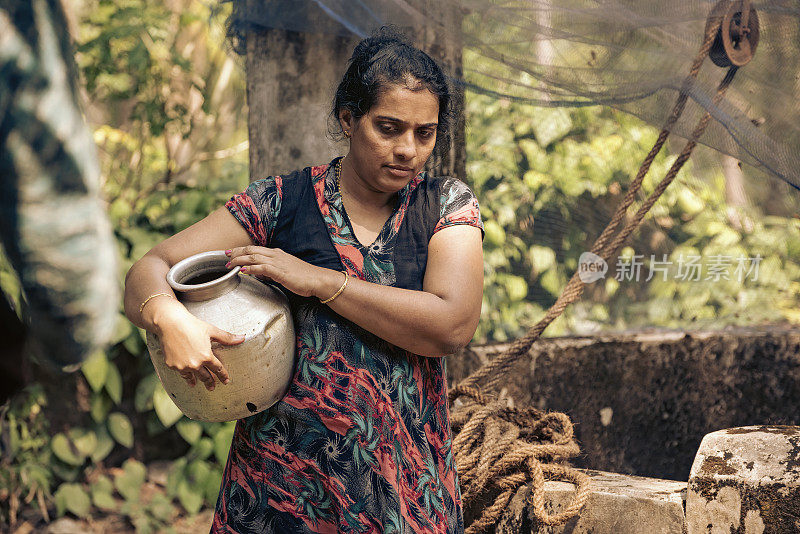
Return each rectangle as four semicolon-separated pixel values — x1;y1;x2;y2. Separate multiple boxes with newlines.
2;0;799;530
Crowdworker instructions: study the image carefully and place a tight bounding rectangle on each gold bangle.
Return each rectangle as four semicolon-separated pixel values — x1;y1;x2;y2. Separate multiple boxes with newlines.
320;271;348;304
139;292;175;315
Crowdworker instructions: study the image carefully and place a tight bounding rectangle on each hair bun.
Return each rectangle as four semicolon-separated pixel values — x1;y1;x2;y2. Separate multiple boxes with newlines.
350;26;410;64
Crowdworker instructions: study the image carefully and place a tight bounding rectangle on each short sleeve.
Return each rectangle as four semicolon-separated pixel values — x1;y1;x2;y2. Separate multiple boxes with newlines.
225;175;283;247
433;177;485;239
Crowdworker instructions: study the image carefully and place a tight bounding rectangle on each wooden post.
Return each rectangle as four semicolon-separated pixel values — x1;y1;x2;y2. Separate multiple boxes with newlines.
244;3;465;181
245;26;357;179
408;1;467;181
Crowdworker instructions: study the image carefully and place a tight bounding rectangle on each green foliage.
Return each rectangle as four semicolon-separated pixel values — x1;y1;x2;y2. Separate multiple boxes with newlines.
48;459;181;532
467;87;663;340
81;351;109;393
0;385;53;525
0;0;246;529
54;483;91;518
108;413;134;448
466;74;800;341
164;422;230;516
153;386;184;429
76;0;249;239
115;459;147;501
91;475;117;511
176;420;203;445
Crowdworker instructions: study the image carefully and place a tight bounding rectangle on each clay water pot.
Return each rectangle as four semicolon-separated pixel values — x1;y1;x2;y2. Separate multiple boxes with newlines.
145;250;296;422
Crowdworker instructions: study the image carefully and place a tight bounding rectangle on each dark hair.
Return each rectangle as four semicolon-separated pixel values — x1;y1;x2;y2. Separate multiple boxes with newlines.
330;26;454;149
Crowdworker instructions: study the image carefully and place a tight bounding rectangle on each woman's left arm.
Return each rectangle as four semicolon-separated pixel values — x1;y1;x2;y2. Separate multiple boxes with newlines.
226;224;483;357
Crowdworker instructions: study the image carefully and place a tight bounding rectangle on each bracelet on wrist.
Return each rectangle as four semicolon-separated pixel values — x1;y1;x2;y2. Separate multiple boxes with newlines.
139;292;175;315
320;271;348;304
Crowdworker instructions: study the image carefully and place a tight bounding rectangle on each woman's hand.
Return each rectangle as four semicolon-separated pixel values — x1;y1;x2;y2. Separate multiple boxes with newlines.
150;298;244;390
225;246;327;298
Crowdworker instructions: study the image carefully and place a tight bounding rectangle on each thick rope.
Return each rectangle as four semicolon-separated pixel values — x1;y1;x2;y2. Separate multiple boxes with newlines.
452;385;592;533
451;4;739;531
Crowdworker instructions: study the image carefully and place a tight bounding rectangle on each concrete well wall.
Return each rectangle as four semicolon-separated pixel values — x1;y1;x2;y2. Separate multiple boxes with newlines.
447;325;800;481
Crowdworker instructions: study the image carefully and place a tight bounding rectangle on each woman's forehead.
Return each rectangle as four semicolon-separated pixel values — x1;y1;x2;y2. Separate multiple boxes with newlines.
371;83;439;124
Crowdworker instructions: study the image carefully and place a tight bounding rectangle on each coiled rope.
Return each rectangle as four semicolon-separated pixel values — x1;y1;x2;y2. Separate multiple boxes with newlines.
451;4;739;531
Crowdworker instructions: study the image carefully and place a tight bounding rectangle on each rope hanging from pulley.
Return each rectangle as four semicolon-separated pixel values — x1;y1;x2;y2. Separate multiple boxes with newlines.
450;1;756;531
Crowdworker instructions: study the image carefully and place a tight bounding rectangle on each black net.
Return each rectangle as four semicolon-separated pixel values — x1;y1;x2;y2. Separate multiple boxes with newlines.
225;0;800;338
226;0;800;189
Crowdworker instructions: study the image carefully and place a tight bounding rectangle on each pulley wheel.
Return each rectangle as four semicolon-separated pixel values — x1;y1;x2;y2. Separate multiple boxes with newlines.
710;0;760;67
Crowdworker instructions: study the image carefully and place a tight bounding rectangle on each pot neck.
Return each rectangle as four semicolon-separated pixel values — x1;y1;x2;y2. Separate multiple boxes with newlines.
166;251;241;302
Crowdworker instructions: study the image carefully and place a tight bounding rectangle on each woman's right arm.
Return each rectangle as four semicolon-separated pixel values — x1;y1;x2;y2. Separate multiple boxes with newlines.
123;207;256;390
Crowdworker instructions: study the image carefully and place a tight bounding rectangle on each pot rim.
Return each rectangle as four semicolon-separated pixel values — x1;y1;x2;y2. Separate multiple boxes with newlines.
167;250;240;294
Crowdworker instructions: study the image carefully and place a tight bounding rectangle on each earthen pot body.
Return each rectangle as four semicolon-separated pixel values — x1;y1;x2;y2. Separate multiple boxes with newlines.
145;250;296;422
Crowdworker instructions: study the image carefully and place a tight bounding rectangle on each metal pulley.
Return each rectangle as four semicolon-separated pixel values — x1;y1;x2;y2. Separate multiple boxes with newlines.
709;0;760;67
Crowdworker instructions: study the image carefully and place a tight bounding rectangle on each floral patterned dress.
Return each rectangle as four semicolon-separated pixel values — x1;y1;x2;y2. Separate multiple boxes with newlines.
211;157;484;533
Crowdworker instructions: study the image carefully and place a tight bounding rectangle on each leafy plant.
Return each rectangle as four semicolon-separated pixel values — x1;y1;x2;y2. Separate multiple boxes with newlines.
1;0;246;530
0;385;53;525
51;459;180;534
464;58;800;342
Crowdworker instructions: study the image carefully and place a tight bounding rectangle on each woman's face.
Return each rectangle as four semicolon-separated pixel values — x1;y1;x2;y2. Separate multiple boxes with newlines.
340;81;439;196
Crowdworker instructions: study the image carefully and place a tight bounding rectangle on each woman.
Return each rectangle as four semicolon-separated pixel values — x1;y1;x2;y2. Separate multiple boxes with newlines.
124;28;484;533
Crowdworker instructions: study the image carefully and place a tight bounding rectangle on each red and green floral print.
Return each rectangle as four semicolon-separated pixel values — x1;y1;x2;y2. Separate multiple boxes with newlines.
214;159;483;533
